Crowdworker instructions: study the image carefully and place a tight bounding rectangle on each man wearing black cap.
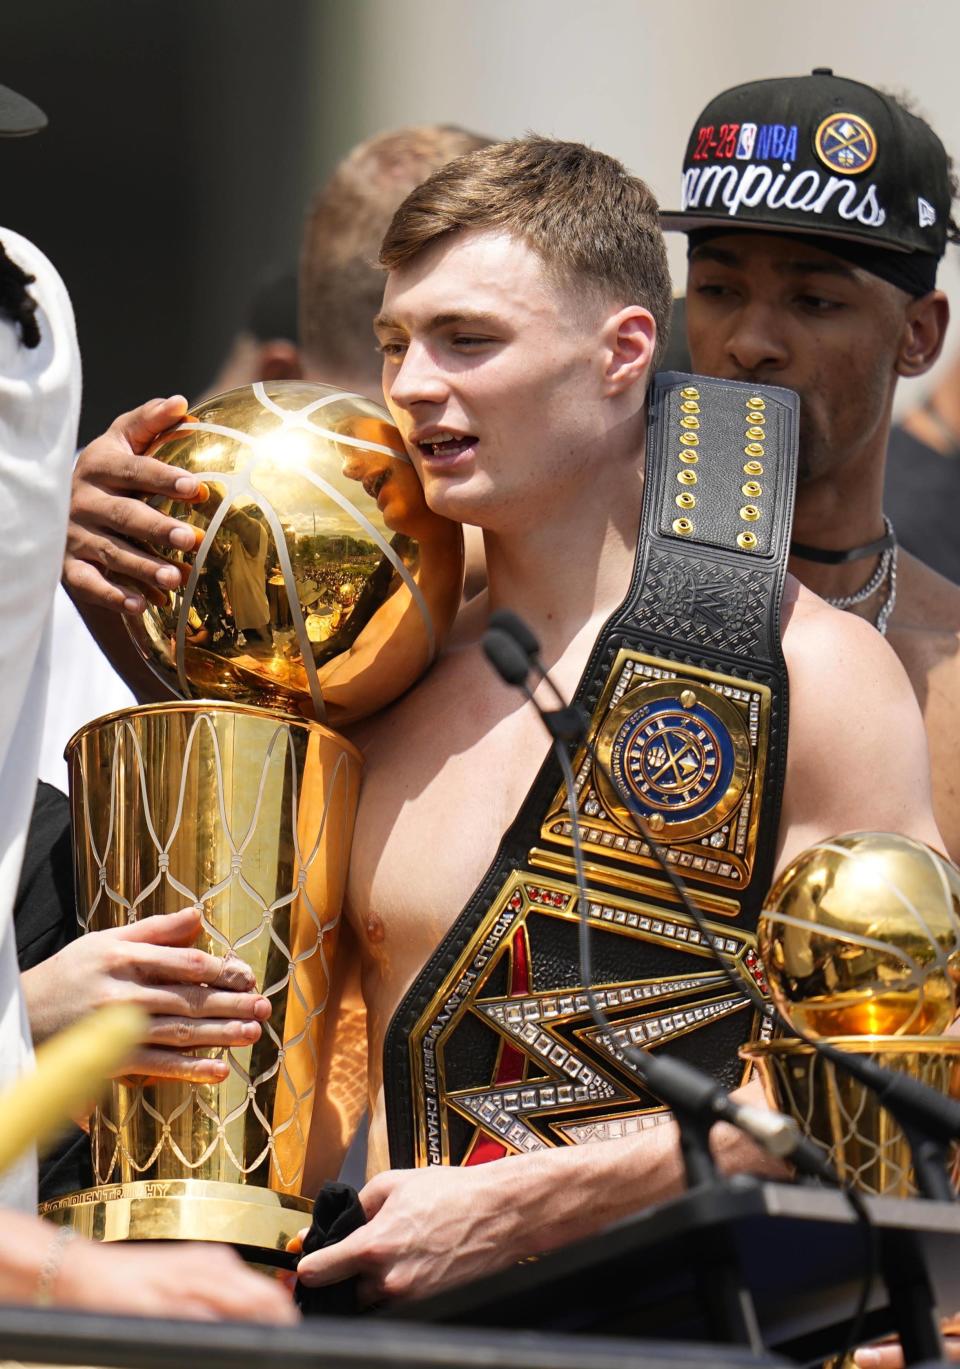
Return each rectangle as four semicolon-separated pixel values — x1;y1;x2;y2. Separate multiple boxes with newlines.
660;68;960;863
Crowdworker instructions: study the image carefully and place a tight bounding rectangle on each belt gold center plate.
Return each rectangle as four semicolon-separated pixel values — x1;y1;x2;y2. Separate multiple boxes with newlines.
542;650;771;890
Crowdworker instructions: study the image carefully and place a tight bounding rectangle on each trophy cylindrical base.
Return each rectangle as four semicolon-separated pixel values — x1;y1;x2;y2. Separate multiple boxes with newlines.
39;1180;313;1263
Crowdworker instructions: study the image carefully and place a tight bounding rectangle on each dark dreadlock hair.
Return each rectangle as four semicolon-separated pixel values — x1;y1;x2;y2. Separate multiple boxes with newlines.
0;240;40;348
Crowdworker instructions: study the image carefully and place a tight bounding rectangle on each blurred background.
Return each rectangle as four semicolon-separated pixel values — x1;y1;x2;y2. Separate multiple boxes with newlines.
4;0;959;442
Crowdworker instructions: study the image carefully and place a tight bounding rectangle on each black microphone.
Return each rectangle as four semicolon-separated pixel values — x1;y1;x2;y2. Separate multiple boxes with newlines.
481;621;833;1185
482;627;531;688
488;607;566;707
488;610;959;1202
488;608;541;662
616;1040;834;1183
483;628;588;742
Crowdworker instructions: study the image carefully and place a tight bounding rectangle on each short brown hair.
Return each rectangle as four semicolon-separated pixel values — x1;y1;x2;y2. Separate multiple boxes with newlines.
379;136;673;366
300;124;492;385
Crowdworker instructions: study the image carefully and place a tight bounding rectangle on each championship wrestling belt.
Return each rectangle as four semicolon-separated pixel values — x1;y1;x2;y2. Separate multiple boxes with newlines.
385;372;799;1168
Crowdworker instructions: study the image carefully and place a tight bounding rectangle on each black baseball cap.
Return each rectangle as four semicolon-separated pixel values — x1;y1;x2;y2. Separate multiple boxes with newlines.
661;70;952;259
0;81;47;137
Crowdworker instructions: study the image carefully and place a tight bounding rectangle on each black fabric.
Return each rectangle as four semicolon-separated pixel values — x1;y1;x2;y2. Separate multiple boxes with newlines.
14;782;75;969
661;69;952;259
885;426;960;584
797;235;939;297
687;227;938;297
294;1182;367;1317
13;781;94;1201
36;1128;94;1202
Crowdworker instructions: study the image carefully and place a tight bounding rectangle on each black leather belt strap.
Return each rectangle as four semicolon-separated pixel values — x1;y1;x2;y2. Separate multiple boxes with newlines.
384;372;799;1169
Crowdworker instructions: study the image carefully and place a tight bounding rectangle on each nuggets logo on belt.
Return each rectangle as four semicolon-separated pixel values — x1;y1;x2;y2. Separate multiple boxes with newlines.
595;681;751;841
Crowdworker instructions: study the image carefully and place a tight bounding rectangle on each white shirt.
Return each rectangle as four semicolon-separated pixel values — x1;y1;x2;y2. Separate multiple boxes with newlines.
0;228;81;1211
36;586;135;794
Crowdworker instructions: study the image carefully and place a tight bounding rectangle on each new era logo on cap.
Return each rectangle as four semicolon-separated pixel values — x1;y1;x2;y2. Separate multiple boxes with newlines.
660;69;952;259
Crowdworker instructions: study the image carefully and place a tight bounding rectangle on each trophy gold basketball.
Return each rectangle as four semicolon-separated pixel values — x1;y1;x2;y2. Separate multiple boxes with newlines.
742;831;960;1196
40;381;463;1256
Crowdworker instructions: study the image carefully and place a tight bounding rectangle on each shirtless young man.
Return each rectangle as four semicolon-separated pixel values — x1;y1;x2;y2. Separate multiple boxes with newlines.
58;138;942;1304
286;138;941;1302
661;70;960;862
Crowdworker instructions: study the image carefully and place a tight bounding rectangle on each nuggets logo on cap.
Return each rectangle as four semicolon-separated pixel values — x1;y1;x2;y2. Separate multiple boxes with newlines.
814;112;878;175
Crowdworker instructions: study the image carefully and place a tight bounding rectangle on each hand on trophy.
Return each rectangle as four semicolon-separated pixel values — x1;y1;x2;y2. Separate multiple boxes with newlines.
63;394;203;616
20;907;270;1083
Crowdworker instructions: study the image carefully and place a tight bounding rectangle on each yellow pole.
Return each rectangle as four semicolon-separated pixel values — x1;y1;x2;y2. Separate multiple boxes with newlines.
0;1004;147;1175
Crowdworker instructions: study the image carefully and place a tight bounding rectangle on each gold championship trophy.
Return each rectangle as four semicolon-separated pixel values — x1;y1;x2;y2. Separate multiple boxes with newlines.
40;380;463;1255
742;832;960;1196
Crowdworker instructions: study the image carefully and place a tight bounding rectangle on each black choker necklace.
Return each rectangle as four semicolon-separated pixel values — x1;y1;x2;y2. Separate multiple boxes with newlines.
789;524;895;565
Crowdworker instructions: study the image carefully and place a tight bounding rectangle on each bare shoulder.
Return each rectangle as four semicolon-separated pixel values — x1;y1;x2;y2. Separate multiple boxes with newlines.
775;576;941;869
781;576;917;703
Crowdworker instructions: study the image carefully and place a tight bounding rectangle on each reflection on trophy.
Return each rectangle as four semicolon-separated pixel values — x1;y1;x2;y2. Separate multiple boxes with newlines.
742;831;960;1196
40;381;463;1255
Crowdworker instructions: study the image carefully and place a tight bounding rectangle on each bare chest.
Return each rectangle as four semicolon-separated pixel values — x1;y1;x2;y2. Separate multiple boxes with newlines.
345;645;554;1018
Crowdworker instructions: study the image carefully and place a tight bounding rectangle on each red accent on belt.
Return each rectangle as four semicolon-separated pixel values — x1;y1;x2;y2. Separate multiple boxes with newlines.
465;927;530;1166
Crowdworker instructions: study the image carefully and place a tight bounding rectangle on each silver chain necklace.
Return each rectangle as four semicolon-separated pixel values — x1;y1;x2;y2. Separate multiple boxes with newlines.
823;516;898;636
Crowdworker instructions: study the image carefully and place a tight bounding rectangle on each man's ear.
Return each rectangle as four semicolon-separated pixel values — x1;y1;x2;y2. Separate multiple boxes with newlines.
896;290;949;379
602;307;656;396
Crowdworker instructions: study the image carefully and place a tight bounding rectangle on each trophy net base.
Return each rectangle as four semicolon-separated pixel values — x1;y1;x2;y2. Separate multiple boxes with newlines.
741;1036;960;1198
39;1179;313;1263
